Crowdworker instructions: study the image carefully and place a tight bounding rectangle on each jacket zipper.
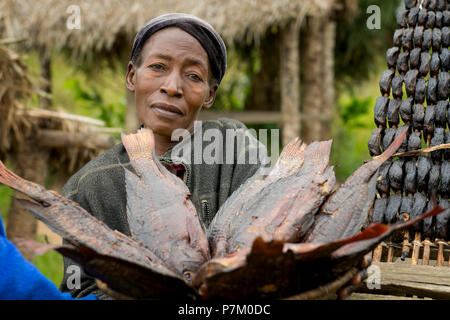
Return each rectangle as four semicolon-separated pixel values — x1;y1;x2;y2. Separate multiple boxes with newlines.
201;199;211;224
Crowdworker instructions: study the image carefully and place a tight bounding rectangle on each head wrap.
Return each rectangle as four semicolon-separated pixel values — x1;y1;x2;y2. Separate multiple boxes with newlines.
130;13;227;84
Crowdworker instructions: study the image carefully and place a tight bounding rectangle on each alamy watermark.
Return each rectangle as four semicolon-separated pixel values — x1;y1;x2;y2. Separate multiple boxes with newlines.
366;5;381;30
167;121;279;173
66;5;81;30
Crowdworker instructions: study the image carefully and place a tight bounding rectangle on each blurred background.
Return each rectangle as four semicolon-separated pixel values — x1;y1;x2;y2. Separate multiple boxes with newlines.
0;0;401;285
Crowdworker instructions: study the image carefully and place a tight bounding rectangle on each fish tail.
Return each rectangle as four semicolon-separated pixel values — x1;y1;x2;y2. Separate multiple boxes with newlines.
279;138;305;161
301;140;333;173
0;161;44;200
374;125;409;163
121;128;155;161
0;160;21;187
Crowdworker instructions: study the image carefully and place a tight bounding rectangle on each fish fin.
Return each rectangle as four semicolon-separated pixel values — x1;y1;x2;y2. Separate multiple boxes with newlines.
121;128;155;161
0;161;23;190
300;140;333;174
373;125;409;163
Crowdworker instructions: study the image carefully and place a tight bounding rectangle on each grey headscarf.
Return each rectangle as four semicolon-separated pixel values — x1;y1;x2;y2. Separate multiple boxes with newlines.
130;13;227;84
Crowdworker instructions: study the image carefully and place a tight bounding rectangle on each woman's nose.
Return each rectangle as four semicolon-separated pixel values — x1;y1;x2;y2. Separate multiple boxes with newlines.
160;72;182;97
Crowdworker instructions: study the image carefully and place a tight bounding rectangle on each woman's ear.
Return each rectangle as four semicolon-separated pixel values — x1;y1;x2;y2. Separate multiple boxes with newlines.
202;83;219;109
126;61;136;92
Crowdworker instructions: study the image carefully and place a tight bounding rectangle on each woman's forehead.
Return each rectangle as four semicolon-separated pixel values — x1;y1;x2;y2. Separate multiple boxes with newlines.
141;27;210;66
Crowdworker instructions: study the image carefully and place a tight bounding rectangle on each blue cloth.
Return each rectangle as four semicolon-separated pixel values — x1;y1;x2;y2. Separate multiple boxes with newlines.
0;215;97;300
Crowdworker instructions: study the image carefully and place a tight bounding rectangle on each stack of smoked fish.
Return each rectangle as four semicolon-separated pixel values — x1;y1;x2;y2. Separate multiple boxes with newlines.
0;126;445;300
368;0;450;265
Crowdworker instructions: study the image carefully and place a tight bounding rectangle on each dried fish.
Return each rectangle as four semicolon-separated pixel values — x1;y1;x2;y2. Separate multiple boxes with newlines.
428;163;442;197
436;11;443;28
397;10;408;28
387;47;400;69
389;159;405;191
392;75;404;99
303;128;408;242
427;78;438;105
431;128;445;162
441;161;450;197
414;26;424;47
411;192;428;230
379;70;395;95
368;128;383;156
404;159;418;194
395;125;410;153
386;194;402;224
441;48;450;72
372;198;388;223
400;97;414;123
417;156;433;192
382;128;397;152
424;104;436;135
430;52;441;77
412;103;425;129
374;96;389;127
419;52;431;77
393;29;403;47
423;201;435;238
418;9;428;26
443;26;450;47
377;160;392;194
437;72;449;100
397;52;410;75
415;79;427;104
387;99;401;127
408;7;420;26
435;100;448;128
410;48;421;70
402;28;414;51
432;29;442;52
405;0;417;9
436;198;450;239
408;130;422;151
427;11;436;28
444;11;450;26
404;69;419;96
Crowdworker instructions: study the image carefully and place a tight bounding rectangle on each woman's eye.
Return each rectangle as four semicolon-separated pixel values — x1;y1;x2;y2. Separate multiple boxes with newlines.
188;73;203;82
149;64;165;71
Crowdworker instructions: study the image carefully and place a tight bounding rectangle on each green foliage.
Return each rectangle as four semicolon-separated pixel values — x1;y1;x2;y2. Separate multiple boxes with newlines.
0;185;12;221
213;50;252;111
63;78;125;129
335;0;401;87
33;235;64;287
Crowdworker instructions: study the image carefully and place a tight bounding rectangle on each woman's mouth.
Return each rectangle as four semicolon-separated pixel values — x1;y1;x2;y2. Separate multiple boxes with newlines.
150;103;184;119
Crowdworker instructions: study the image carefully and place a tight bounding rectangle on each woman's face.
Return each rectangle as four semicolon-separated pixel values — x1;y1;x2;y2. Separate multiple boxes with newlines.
126;27;218;138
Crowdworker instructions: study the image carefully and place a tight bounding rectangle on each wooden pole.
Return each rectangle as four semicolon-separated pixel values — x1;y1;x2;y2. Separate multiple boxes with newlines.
320;17;336;141
38;46;52;109
411;232;421;265
38;129;116;150
6;143;50;261
280;19;301;146
300;16;324;143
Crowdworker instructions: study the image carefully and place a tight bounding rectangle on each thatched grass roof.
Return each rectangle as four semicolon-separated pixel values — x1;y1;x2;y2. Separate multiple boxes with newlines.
0;4;117;175
7;0;353;59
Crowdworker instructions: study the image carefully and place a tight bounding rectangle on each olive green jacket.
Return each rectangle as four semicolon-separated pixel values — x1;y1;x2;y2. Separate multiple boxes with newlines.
59;118;269;299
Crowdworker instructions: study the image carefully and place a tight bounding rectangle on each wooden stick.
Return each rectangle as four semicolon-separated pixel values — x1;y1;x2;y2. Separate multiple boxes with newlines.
387;244;394;263
437;240;445;267
373;244;384;262
422;238;432;265
411;232;421;265
401;213;411;261
38;129;116;150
